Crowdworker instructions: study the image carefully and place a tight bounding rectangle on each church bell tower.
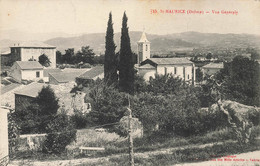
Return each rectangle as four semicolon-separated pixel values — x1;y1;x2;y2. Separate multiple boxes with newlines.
137;32;150;64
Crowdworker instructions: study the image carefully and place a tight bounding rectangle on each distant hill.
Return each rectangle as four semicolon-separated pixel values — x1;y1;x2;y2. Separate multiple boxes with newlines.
45;31;260;54
1;31;260;54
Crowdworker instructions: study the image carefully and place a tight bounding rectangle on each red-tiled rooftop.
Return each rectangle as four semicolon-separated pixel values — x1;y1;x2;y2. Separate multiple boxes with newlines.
16;61;43;70
14;83;46;98
43;68;62;77
146;58;194;65
78;66;104;79
49;70;86;83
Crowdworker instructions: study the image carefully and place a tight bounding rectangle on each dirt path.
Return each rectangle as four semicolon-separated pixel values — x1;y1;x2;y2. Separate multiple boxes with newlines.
8;140;237;166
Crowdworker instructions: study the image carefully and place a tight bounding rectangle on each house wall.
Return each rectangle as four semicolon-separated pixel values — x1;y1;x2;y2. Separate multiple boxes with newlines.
20;48;56;68
10;63;22;82
15;94;35;112
203;68;221;75
0;108;9;166
21;70;43;81
138;68;156;77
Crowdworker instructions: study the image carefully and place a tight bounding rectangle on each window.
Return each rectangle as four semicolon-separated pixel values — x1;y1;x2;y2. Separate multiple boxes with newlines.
36;71;40;78
146;45;148;51
188;74;189;79
174;67;177;74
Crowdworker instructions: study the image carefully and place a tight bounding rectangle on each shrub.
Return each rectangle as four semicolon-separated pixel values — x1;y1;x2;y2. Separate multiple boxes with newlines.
1;71;8;77
71;109;90;129
81;63;91;68
42;114;76;154
38;79;44;83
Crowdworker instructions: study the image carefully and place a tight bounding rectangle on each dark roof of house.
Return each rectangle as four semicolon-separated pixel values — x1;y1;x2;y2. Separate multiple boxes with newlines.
78;66;104;79
10;41;56;48
49;70;86;83
144;58;193;65
138;64;155;69
14;83;46;98
202;63;224;69
43;68;62;77
15;61;43;70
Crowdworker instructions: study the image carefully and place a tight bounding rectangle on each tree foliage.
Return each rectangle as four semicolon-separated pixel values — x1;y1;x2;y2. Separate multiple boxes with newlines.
42;113;76;154
38;54;51;67
88;80;128;125
14;86;60;134
35;85;59;116
118;12;135;94
216;56;260;106
196;68;204;83
104;12;118;85
63;48;74;64
74;46;95;64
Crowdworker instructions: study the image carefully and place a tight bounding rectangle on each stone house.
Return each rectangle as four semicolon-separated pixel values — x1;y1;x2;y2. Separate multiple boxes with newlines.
10;61;44;82
202;62;224;76
9;42;56;68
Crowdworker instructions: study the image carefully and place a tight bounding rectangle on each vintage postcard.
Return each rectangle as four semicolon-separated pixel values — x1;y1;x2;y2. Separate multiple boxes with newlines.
0;0;260;165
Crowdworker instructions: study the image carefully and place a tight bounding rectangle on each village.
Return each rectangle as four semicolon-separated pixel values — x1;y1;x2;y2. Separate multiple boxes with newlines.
1;1;260;166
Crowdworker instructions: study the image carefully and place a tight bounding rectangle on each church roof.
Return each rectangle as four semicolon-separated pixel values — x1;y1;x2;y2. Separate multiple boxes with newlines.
138;64;155;69
146;58;193;65
138;32;150;43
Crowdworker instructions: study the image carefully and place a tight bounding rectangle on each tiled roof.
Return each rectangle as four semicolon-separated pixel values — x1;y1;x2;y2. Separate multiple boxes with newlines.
147;58;193;65
79;66;104;79
14;82;46;98
49;70;86;83
138;32;150;43
139;64;155;69
203;63;224;69
16;61;43;70
43;68;62;77
10;41;56;48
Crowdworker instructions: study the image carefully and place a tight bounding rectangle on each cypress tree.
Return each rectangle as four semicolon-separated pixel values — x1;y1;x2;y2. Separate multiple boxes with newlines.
104;12;117;85
119;12;135;94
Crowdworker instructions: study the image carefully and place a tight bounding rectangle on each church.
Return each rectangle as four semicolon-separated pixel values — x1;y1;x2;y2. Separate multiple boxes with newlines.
136;32;196;85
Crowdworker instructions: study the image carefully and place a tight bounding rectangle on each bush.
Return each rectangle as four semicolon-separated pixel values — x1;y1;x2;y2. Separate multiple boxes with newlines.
42;114;76;154
71;109;90;129
38;79;44;83
81;63;91;68
1;71;8;77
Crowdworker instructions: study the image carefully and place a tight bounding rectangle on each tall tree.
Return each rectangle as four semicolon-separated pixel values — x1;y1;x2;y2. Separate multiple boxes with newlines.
104;12;117;85
64;48;74;64
119;12;134;94
216;56;260;106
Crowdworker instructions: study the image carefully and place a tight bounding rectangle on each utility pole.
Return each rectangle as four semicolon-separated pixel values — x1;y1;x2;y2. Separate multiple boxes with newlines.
128;95;134;166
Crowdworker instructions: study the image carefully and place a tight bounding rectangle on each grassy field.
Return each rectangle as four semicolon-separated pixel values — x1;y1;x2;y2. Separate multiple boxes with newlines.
10;126;260;165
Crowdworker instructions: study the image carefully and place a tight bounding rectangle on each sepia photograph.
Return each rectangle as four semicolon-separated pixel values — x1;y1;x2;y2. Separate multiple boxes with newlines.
0;0;260;165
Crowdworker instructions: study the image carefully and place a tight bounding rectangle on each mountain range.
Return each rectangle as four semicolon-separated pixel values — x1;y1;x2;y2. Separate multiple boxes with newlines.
1;31;260;54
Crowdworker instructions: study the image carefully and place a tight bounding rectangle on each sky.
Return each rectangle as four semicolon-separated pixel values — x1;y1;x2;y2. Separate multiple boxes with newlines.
0;0;260;35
